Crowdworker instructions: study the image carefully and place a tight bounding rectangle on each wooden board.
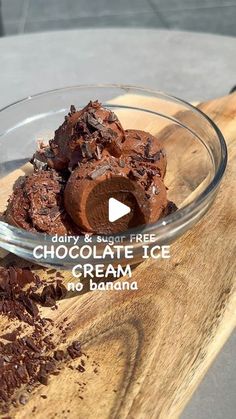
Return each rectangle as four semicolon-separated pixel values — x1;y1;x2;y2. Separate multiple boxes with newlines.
0;93;236;418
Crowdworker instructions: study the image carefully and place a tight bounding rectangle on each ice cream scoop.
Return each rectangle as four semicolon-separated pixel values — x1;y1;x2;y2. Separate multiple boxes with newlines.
5;170;78;235
32;101;125;172
123;129;167;179
64;156;168;234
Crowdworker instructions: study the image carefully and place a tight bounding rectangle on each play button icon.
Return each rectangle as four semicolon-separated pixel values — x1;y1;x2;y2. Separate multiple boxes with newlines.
108;198;131;223
85;175;150;234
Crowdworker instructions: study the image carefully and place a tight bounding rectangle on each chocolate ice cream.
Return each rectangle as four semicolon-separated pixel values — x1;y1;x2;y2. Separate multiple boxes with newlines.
5;101;177;235
32;101;125;172
5;170;78;235
123;129;167;179
64;155;168;234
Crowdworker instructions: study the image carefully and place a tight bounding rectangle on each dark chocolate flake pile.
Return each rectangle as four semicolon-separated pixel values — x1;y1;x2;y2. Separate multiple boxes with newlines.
0;266;83;415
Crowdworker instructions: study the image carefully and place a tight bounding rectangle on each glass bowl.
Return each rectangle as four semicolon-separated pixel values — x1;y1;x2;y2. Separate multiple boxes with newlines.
0;85;227;269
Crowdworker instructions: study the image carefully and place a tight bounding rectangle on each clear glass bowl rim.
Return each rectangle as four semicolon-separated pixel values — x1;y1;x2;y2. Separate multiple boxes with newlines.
0;83;228;244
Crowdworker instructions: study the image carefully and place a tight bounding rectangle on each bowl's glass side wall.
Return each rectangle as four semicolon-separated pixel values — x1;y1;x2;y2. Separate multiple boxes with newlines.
0;86;227;268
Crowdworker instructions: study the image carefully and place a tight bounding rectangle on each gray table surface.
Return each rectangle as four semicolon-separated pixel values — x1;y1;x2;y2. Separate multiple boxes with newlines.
0;28;235;419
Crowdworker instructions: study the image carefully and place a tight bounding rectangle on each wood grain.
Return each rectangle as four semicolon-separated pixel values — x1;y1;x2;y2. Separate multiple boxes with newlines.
0;93;236;419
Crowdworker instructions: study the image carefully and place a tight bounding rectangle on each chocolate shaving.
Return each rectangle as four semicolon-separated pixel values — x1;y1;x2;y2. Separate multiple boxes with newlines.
136;167;145;176
88;164;111;180
31;282;67;307
118;159;125;168
128;169;140;181
70;105;76;114
144;138;152;158
53;350;65;361
49;207;61;219
107;112;118;123
81;142;93;159
152;151;161;161
24;337;41;353
19;294;39;318
55;282;67;300
37;208;50;216
95;145;102;160
0;331;18;342
43;148;55;159
67;341;82;359
32;158;48;171
87;113;105;131
37;369;48;386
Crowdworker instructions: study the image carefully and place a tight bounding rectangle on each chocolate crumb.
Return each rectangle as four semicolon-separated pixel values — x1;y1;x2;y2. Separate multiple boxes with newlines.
19;395;28;405
77;365;85;373
67;341;82;359
53;350;65;361
38;370;48;386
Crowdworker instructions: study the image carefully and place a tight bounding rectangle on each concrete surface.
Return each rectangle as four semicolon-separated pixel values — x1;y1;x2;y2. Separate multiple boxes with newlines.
0;28;235;419
0;28;235;106
1;0;236;37
182;332;236;419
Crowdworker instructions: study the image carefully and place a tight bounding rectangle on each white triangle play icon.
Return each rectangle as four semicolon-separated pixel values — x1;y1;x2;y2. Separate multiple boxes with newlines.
108;198;131;223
